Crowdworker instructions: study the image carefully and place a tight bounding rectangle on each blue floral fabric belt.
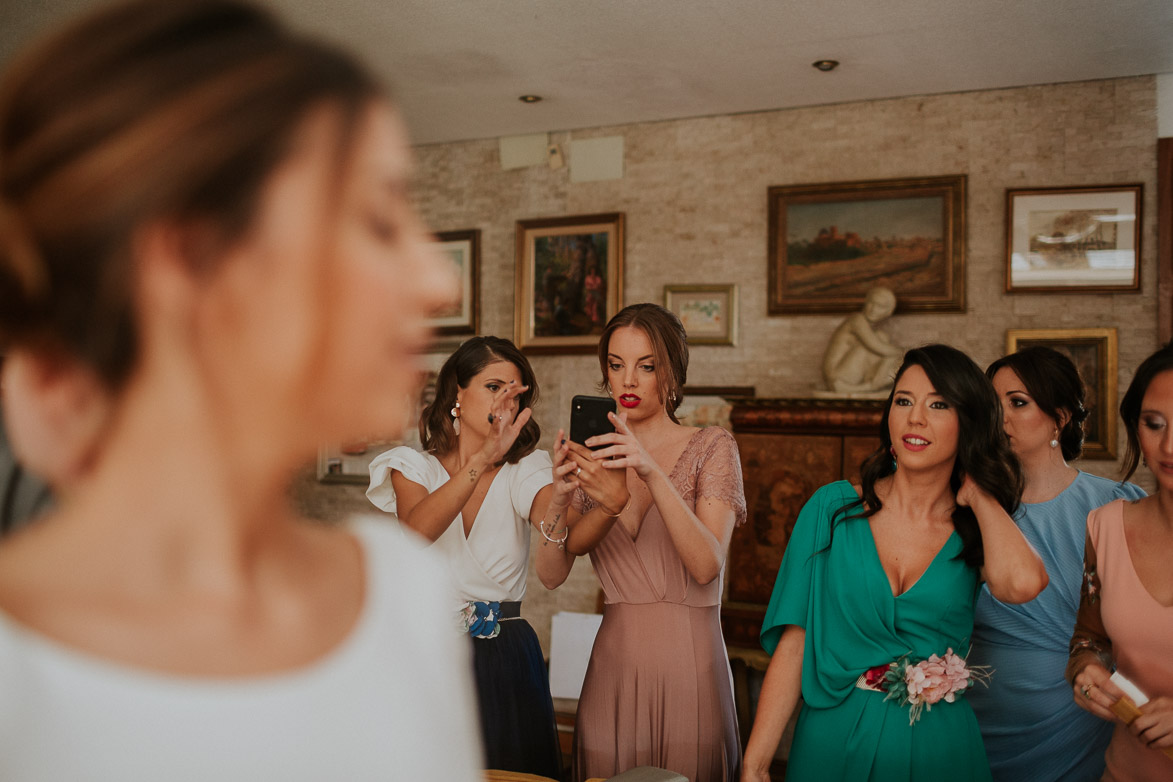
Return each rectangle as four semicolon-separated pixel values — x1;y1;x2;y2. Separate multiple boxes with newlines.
458;600;522;639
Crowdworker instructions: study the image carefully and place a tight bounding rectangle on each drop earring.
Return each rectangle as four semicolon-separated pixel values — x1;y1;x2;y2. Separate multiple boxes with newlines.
1050;438;1059;449
451;401;461;436
889;445;897;471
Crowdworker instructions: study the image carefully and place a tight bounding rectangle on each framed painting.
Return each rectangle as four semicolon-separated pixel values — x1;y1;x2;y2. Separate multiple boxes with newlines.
515;213;624;354
1005;328;1118;460
1005;185;1142;293
317;371;439;484
430;229;480;337
664;284;738;346
767;175;966;314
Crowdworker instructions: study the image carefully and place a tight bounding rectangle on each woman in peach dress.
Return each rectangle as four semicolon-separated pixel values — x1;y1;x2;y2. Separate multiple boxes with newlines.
546;303;745;782
1068;343;1173;781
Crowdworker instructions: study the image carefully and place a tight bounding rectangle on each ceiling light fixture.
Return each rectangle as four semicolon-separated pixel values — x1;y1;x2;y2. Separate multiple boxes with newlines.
812;59;839;72
518;94;543;103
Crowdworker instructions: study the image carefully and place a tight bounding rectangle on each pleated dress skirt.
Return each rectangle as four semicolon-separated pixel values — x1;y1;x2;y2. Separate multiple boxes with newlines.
571;602;741;782
472;617;564;780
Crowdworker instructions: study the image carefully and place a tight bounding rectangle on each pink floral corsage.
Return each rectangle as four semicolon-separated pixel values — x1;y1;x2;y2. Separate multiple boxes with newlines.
859;649;993;725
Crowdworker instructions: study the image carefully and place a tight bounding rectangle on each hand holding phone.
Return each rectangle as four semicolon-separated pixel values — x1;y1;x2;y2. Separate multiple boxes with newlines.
569;395;616;449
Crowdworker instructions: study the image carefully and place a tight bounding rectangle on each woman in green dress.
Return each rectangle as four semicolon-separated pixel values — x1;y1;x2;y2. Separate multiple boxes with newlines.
742;345;1049;782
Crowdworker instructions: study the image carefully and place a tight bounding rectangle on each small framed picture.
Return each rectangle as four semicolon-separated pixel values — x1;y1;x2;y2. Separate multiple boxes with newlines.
515;213;624;354
664;284;738;346
1005;185;1142;293
430;229;480;336
1005;328;1118;459
317;371;439;483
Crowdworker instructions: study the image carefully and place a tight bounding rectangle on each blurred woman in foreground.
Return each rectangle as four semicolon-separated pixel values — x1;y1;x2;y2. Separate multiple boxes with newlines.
0;1;480;779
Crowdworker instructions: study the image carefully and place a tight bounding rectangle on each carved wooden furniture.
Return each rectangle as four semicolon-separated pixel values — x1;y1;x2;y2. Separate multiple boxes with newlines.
724;397;884;646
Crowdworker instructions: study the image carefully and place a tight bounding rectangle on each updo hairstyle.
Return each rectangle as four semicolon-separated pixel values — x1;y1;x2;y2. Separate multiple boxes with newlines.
0;0;380;389
986;346;1089;461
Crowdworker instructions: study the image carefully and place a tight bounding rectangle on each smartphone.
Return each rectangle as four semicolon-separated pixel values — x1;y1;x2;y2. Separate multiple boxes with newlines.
569;395;616;449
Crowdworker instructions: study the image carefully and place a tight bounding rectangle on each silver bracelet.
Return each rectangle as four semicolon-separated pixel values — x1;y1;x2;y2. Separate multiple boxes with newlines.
540;519;569;550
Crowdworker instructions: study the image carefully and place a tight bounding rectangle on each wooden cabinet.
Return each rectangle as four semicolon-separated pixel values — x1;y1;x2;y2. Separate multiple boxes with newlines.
723;397;883;647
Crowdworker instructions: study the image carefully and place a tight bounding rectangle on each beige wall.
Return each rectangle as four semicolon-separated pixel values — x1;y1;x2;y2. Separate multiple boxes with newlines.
297;75;1160;653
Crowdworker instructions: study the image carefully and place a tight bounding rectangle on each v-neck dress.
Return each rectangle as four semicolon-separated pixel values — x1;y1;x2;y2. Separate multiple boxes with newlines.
968;473;1144;782
760;481;991;782
366;447;562;779
570;426;747;782
1086;500;1173;782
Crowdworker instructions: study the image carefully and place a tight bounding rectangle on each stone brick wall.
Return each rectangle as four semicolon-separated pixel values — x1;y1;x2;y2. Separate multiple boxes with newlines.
297;76;1160;653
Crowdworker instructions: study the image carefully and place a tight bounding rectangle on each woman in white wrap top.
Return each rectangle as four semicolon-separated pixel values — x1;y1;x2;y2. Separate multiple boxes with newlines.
368;446;552;612
367;336;616;779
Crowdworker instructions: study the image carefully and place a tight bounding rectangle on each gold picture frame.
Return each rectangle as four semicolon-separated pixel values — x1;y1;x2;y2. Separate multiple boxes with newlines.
515;213;624;354
1005;327;1118;460
664;284;738;346
430;229;480;337
767;175;966;314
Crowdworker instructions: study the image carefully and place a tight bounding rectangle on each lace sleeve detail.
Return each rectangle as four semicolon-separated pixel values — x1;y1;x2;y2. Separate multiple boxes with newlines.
679;427;747;527
1065;526;1114;684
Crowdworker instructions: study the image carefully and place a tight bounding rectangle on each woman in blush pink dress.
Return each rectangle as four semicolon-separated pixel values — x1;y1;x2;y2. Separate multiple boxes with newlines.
546;303;746;782
1068;343;1173;781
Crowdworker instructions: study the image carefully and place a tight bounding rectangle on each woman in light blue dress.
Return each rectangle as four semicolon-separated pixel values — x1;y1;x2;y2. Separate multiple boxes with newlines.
969;347;1145;782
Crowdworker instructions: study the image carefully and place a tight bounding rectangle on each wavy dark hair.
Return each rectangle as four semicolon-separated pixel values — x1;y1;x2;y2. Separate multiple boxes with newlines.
1120;341;1173;481
987;346;1089;461
833;344;1023;570
419;336;540;466
596;303;688;423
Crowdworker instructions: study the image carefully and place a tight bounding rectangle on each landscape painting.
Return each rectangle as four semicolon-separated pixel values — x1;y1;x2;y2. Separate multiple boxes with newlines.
768;175;966;314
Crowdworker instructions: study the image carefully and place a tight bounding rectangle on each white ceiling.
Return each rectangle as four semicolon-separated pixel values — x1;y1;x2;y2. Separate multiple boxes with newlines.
3;0;1172;146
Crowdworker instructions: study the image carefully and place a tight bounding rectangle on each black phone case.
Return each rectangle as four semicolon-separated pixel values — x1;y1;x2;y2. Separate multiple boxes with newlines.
570;395;616;448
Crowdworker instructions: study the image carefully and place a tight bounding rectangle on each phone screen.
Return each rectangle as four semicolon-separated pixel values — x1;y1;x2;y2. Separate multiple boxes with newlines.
570;395;616;448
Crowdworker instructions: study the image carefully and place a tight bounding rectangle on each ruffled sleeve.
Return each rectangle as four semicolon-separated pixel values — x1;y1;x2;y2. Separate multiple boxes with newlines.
508;449;554;520
760;482;848;654
691;426;747;526
1113;480;1147;502
365;447;441;514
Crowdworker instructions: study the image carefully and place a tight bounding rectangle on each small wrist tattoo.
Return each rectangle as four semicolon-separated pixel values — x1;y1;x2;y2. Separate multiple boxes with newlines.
467;468;478;483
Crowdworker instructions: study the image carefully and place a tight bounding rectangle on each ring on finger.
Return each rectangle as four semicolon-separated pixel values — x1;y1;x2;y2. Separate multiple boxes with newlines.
576;467;582;476
1081;685;1091;699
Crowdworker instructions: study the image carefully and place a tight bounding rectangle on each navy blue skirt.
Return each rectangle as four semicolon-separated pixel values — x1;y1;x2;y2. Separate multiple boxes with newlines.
472;617;563;780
